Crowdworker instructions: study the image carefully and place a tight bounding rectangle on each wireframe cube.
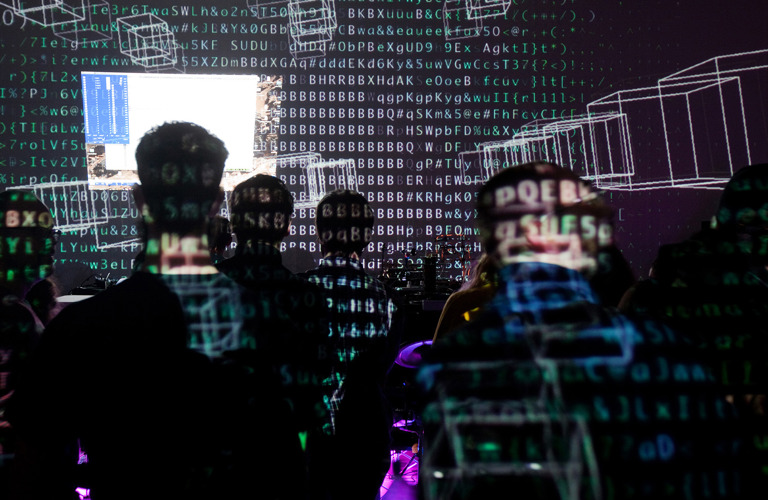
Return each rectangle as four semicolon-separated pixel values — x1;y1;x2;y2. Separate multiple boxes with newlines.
443;0;481;40
26;181;109;234
287;0;336;59
462;110;636;189
117;14;179;69
288;0;336;43
517;114;635;188
588;82;735;190
657;49;768;180
295;158;357;210
51;0;112;45
465;0;511;20
0;0;85;27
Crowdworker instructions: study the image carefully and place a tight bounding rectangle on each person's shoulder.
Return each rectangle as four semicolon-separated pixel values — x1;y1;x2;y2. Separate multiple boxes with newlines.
214;254;241;275
279;264;324;293
216;252;287;283
298;265;320;280
44;273;168;330
167;271;264;308
446;284;497;307
297;262;347;287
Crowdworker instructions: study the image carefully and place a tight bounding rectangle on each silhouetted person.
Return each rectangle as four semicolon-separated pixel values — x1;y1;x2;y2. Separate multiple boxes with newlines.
432;253;498;342
418;162;754;499
0;190;55;495
9;122;305;500
300;189;395;500
622;164;768;413
216;174;333;486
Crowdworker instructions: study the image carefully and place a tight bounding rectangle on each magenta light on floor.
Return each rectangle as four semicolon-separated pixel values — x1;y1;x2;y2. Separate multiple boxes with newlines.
379;449;419;500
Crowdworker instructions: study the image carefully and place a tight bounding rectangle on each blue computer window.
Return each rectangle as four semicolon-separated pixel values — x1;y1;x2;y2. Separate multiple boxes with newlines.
82;73;130;144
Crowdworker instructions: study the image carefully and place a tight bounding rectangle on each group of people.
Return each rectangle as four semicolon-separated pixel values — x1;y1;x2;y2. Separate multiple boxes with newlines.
1;122;395;500
1;119;767;500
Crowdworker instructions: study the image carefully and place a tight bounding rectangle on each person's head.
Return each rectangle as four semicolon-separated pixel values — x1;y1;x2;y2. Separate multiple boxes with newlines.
315;189;375;257
229;174;294;247
466;253;498;290
476;161;613;274
133;121;228;236
0;189;56;293
715;163;768;234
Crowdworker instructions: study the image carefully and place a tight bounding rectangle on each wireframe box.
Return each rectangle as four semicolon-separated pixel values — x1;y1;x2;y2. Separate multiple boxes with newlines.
465;0;511;20
51;0;112;45
517;114;635;188
443;0;481;40
117;14;179;69
587;51;768;190
658;49;768;178
0;0;84;27
587;83;733;190
288;0;336;42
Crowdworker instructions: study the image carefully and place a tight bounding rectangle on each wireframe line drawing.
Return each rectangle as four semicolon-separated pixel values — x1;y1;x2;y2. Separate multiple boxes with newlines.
287;0;337;60
117;14;184;72
4;181;137;249
443;0;510;41
419;360;603;500
8;150;356;252
0;0;184;71
0;0;85;29
51;0;113;46
462;50;768;191
268;153;358;211
244;0;338;60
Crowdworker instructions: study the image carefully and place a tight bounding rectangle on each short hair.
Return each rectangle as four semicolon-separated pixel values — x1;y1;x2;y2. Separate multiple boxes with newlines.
476;161;613;271
315;189;374;255
716;163;768;233
229;174;294;245
0;189;55;283
135;121;228;234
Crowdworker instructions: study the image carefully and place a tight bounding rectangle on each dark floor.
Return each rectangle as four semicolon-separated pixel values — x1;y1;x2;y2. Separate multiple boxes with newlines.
74;447;420;500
